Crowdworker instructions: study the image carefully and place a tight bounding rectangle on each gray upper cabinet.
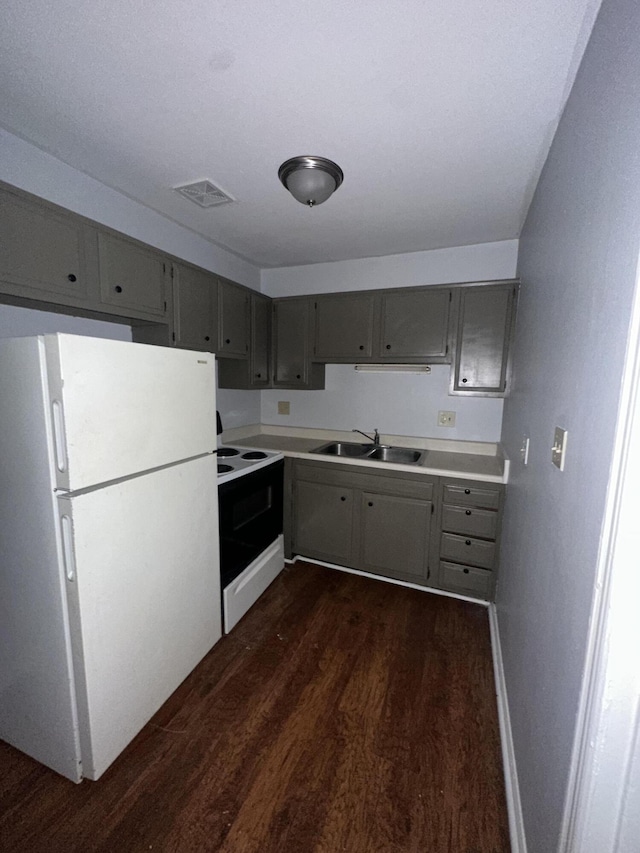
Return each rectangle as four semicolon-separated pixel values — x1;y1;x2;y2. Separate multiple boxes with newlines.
217;279;249;358
218;290;271;389
451;282;518;395
98;232;169;321
272;297;325;389
173;263;217;351
0;187;97;306
379;288;451;361
314;292;376;360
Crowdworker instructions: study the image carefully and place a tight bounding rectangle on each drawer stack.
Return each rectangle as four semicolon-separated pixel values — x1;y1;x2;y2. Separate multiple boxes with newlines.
437;479;504;600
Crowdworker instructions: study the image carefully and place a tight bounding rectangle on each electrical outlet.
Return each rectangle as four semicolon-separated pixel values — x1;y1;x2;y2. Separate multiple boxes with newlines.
552;426;568;470
277;401;290;415
438;410;456;427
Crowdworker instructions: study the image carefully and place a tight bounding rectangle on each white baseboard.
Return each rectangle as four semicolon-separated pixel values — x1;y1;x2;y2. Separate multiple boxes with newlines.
489;603;527;853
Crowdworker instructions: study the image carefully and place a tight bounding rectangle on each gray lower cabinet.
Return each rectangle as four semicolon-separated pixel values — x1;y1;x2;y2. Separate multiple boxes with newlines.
0;186;98;307
292;460;436;586
436;478;504;600
450;282;518;395
272;297;325;389
379;287;451;361
359;491;432;582
314;292;376;360
172;262;217;350
97;232;169;321
217;278;249;358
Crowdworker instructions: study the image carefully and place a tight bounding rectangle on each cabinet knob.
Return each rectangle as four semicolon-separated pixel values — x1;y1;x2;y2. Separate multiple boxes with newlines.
204;336;210;342
464;489;471;494
463;568;470;574
340;496;346;502
465;510;471;516
255;373;262;378
225;338;231;344
462;378;468;384
67;273;77;282
386;344;391;350
368;501;373;507
359;345;364;350
296;374;301;379
465;539;471;546
115;285;123;293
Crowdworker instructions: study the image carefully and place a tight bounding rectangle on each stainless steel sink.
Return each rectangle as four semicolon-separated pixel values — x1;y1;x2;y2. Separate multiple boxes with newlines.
310;441;425;466
309;441;373;458
366;446;423;464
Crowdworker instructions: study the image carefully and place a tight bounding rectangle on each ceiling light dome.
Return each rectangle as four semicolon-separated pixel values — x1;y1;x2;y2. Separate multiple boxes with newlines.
278;156;344;207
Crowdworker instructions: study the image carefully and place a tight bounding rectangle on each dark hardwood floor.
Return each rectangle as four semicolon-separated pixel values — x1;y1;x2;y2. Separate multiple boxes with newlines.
0;562;510;853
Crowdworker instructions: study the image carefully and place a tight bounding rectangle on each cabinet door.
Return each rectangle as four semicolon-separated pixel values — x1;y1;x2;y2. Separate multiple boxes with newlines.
314;292;375;360
218;279;249;358
0;189;95;305
273;297;324;389
173;263;216;351
451;283;517;395
98;232;168;320
379;288;451;361
359;491;432;581
294;480;354;565
250;293;271;387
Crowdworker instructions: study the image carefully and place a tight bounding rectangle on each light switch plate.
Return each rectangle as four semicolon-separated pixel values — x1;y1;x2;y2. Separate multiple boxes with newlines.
552;427;568;470
520;435;530;465
278;401;290;415
438;410;456;427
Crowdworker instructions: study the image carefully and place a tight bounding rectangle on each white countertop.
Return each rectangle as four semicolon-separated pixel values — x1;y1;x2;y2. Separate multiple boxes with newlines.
222;425;509;484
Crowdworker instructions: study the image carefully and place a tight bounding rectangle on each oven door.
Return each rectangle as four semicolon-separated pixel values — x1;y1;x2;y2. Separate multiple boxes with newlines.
218;459;284;588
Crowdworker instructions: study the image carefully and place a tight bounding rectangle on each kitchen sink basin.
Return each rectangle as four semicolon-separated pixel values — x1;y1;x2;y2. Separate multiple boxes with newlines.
366;446;423;464
310;441;425;466
310;441;373;457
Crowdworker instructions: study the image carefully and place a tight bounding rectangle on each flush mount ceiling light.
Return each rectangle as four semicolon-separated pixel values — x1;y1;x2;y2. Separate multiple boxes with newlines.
278;156;344;207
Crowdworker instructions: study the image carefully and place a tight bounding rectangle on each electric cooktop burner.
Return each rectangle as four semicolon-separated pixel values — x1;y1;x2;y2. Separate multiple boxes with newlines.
241;451;268;460
216;447;240;457
217;463;233;473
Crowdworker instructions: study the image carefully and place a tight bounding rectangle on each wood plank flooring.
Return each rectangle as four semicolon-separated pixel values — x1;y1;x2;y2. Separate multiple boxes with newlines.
0;562;509;853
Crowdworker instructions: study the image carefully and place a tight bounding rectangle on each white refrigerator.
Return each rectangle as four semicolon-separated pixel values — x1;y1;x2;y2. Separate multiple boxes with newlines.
0;334;221;783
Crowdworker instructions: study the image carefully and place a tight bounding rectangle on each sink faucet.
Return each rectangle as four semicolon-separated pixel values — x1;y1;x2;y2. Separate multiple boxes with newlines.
352;428;380;445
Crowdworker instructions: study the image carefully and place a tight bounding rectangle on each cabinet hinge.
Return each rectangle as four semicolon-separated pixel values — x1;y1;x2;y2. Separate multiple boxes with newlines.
445;344;448;354
164;300;167;312
163;262;166;274
431;503;434;514
449;292;452;302
172;332;175;342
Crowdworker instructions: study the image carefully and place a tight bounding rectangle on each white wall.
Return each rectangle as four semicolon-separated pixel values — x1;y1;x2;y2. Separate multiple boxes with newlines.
0;129;261;290
262;364;503;441
0;304;132;342
497;0;640;850
261;241;516;440
261;239;518;295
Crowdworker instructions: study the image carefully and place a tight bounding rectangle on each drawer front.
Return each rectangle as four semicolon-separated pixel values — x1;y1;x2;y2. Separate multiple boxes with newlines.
440;561;493;599
443;483;500;509
441;504;497;539
440;532;496;569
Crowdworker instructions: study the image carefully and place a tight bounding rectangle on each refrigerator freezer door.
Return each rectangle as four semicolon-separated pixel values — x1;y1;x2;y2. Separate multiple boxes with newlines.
60;453;220;781
45;335;217;492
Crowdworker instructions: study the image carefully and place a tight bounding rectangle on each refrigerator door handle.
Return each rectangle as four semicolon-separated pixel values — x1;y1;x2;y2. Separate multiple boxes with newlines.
61;515;76;582
51;400;68;473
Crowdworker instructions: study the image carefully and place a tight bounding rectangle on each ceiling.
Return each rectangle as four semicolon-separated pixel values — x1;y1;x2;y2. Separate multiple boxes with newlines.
0;1;601;269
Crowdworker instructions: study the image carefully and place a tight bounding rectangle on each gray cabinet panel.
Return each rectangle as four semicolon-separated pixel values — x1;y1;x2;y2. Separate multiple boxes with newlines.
273;297;325;389
315;292;375;360
442;482;501;509
440;532;496;570
294;480;354;564
451;283;517;394
441;504;497;539
249;293;271;386
440;561;494;599
98;232;168;319
359;491;432;581
379;288;451;360
173;263;216;351
218;279;249;358
0;189;96;304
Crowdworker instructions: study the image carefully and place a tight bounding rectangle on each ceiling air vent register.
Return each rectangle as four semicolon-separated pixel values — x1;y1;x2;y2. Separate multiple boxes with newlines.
174;180;235;208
